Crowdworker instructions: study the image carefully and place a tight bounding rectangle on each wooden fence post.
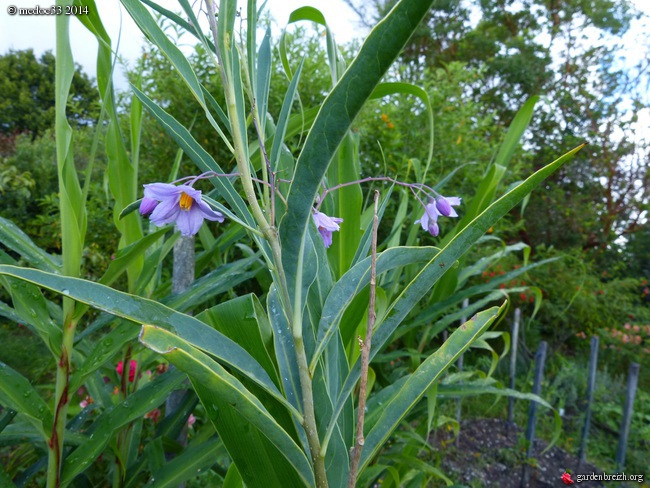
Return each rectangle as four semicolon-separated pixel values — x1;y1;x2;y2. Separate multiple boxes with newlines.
577;335;599;469
508;307;521;427
521;341;547;488
615;362;640;471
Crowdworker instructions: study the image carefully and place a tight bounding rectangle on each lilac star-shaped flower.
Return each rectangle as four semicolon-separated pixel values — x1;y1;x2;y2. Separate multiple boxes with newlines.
141;182;224;236
312;210;343;248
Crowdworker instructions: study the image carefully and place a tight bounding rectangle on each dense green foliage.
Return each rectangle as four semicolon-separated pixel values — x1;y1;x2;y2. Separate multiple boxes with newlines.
0;0;648;485
0;49;99;140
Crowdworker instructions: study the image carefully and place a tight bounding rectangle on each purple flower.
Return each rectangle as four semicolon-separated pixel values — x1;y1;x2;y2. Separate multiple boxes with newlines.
416;195;460;237
142;182;224;236
312;210;343;248
415;202;440;236
139;197;159;215
435;196;461;217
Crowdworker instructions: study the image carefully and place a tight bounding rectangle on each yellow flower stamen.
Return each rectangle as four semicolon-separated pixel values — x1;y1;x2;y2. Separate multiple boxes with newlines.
179;192;193;211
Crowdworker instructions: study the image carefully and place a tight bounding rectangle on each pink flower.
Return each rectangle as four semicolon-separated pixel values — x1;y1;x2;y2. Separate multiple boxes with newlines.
79;395;93;409
116;360;138;383
187;413;196;428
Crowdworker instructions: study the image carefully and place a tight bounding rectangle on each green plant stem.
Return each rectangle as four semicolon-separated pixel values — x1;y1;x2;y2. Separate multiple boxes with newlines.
203;2;327;485
47;314;77;488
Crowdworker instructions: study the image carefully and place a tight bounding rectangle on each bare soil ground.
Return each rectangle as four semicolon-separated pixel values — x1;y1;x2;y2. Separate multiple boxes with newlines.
435;418;641;487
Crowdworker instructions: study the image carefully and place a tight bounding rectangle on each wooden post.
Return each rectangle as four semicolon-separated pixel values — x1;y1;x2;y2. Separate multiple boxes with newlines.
578;336;599;468
521;341;547;488
165;235;195;476
455;298;469;448
615;362;640;471
508;308;521;427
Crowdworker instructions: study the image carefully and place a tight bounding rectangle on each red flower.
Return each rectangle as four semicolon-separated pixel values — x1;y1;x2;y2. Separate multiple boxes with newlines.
145;408;161;423
116;360;138;383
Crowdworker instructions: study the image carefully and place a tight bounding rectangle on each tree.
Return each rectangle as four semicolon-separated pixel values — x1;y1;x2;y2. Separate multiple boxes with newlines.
0;49;99;139
344;0;649;255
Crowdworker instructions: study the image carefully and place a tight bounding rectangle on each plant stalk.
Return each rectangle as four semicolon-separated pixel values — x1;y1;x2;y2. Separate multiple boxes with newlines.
348;190;380;487
47;314;77;488
203;3;327;485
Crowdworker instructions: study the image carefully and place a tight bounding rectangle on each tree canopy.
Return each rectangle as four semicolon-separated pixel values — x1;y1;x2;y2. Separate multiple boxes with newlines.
0;49;99;138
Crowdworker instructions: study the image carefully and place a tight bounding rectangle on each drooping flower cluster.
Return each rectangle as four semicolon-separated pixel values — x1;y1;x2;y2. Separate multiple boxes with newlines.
415;196;461;237
140;182;224;236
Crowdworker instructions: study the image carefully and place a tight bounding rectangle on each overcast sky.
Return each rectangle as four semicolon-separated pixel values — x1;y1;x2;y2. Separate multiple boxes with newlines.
1;0;648;110
0;0;362;89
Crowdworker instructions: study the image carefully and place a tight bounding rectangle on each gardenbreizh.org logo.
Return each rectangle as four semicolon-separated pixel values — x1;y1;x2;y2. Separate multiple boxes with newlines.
561;471;575;484
561;469;645;484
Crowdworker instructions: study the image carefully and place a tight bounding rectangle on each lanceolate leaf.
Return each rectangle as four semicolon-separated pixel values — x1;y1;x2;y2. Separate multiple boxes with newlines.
0;216;61;273
0;265;293;415
311;246;439;372
323;143;586;445
358;303;506;471
147;437;223;488
139;325;315;488
280;0;439;324
120;0;231;148
0;363;52;437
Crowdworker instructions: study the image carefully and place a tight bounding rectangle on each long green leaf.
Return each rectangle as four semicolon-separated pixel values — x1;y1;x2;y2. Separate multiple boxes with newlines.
1;276;61;356
311;246;439;372
0;216;61;273
0;265;292;415
359;303;505;470
120;0;231;150
324;143;586;444
147;437;222;488
327;132;363;278
0;363;52;436
60;369;185;484
270;60;304;172
280;0;438;323
139;325;315;487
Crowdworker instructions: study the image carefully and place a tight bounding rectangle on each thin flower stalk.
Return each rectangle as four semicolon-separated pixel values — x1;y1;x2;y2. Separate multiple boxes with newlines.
347;190;380;487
